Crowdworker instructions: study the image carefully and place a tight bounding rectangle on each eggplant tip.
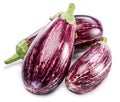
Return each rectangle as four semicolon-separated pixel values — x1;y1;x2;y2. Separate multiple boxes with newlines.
4;60;7;64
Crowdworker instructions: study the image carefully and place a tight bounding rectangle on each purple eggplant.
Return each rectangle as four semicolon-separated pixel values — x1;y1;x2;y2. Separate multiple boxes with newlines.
22;3;75;94
4;15;103;64
75;15;103;47
65;38;112;94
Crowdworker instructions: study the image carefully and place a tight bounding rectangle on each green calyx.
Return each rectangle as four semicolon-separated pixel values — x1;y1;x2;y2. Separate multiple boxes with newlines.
50;11;63;20
60;3;75;25
98;37;107;45
101;37;107;43
4;39;29;64
99;37;111;53
16;39;29;59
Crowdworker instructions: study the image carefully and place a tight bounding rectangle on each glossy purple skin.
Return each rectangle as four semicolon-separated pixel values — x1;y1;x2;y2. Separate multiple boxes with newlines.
22;17;75;95
27;27;44;45
66;42;112;94
26;15;103;47
75;15;103;47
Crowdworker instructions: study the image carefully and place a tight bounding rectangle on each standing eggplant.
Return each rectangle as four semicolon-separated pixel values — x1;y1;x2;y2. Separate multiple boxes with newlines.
65;38;112;94
22;3;76;94
4;15;103;64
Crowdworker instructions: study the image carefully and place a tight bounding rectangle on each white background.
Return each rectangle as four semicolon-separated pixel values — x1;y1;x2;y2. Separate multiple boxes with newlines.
0;0;119;102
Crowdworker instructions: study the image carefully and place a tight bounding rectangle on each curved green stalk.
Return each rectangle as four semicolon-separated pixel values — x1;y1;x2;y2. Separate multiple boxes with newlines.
60;3;75;25
4;39;29;64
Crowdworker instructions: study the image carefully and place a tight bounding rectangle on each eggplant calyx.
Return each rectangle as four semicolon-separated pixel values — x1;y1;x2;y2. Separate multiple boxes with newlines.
60;3;75;25
4;39;29;64
50;11;63;20
101;37;107;43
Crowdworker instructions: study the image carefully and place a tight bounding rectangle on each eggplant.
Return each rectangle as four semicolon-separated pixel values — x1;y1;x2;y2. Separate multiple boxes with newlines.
75;15;103;48
74;15;103;53
65;38;112;94
22;3;75;94
4;15;103;64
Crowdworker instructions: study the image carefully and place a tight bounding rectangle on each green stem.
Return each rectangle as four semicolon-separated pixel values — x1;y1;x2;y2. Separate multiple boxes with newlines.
60;3;75;24
4;39;29;64
4;53;20;64
101;37;107;43
50;11;63;20
66;3;75;17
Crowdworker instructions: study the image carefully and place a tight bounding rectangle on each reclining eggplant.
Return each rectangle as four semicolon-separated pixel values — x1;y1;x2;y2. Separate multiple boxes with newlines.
65;37;112;94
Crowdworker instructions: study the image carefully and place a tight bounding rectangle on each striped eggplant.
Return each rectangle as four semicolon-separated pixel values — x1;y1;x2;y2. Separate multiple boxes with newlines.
74;15;103;53
75;15;103;48
4;15;103;64
22;3;76;95
65;38;112;94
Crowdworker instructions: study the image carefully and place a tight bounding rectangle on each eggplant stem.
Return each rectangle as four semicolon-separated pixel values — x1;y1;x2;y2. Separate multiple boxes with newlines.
101;37;107;43
4;53;20;64
60;3;75;24
4;39;29;64
50;11;63;20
